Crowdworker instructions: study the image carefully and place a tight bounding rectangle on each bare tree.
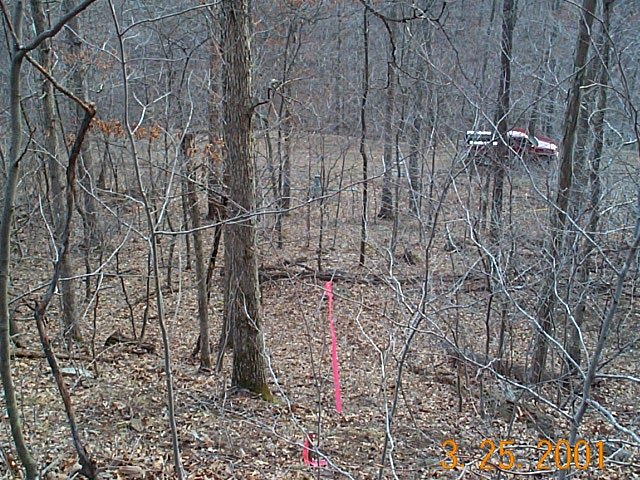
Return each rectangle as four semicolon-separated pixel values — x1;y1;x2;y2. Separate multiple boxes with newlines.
359;6;370;267
407;20;430;215
530;0;598;383
31;0;82;341
489;0;515;240
108;2;184;476
63;0;101;308
377;6;398;220
183;134;212;371
221;0;272;399
567;0;614;373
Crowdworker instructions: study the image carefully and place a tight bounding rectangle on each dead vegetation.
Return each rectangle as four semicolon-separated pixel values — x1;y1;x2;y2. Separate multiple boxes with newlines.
0;134;638;479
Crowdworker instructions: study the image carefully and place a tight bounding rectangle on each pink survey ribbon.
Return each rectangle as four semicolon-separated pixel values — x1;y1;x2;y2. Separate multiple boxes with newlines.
302;432;328;468
325;281;343;414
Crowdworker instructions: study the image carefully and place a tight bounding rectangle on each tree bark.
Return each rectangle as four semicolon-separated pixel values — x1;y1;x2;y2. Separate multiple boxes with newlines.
221;0;272;400
34;107;97;479
407;22;430;215
108;2;184;475
63;0;99;248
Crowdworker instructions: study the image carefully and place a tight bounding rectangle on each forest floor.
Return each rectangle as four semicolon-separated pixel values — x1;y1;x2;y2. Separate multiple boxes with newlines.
1;134;638;479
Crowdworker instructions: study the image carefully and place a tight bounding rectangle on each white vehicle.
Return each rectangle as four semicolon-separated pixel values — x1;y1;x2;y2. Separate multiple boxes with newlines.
465;128;558;161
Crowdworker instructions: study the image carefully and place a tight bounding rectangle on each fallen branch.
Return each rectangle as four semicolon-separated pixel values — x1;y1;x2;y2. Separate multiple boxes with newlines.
13;348;92;362
257;265;422;285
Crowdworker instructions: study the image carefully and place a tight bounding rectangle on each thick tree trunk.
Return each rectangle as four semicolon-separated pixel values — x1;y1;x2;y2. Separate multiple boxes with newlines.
221;0;271;399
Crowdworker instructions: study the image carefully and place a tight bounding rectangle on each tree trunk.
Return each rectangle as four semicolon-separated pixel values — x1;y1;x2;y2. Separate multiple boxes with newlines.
489;0;516;241
63;0;99;249
1;6;38;475
207;6;225;223
567;0;612;373
378;48;397;220
359;7;370;266
529;0;597;384
221;0;271;400
407;22;430;215
280;99;292;212
0;1;100;475
63;0;100;308
183;134;211;371
276;16;300;214
32;0;81;342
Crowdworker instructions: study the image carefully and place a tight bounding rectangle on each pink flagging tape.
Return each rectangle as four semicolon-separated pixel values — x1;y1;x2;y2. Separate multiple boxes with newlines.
302;432;328;468
325;281;343;414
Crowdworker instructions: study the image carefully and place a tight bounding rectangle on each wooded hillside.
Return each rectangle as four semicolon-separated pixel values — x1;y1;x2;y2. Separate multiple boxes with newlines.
0;0;638;478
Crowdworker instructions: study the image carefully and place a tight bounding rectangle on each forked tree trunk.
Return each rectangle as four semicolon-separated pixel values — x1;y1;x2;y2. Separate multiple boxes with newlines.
221;0;271;400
